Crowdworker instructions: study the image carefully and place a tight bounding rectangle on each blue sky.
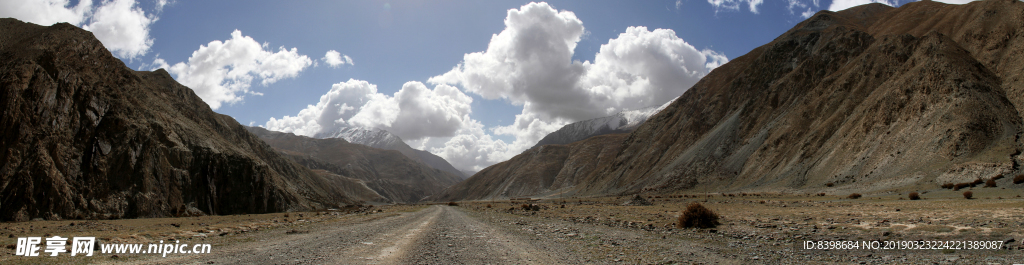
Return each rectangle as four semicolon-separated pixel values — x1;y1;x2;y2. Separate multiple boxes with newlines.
1;0;976;171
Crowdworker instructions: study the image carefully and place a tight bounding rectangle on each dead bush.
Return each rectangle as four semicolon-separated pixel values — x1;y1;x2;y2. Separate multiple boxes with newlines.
963;191;973;199
953;183;969;191
817;193;826;196
941;183;954;189
1014;174;1024;184
676;203;720;229
908;192;920;200
848;193;862;199
993;174;1005;180
825;182;834;187
447;201;459;206
486;204;492;208
971;178;984;187
984;179;997;188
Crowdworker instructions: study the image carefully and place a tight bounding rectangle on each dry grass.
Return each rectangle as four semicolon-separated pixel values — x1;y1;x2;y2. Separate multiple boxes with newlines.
677;203;720;229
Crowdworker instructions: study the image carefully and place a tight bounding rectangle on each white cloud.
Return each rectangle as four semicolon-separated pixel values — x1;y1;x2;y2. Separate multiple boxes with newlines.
266;79;473;142
266;79;377;136
268;2;728;172
707;0;764;13
82;0;155;59
0;0;92;25
155;0;170;12
931;0;979;4
0;0;158;60
424;3;725;171
676;0;683;9
152;30;313;109
321;50;353;68
828;0;896;11
801;8;816;18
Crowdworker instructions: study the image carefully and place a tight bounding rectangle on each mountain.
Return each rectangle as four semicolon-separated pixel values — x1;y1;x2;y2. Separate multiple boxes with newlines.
250;127;463;203
315;127;468;179
428;134;627;201
531;100;673;149
0;19;383;221
434;0;1024;200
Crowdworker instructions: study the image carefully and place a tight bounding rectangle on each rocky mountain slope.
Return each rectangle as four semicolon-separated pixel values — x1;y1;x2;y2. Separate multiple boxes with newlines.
315;127;467;179
251;127;463;203
435;0;1024;200
531;100;673;148
0;19;382;221
429;134;627;201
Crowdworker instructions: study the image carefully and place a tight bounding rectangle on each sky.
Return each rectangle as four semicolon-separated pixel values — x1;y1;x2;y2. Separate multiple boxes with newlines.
1;0;980;172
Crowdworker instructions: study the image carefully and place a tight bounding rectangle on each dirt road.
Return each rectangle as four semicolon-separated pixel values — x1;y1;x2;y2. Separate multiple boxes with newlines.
145;205;568;264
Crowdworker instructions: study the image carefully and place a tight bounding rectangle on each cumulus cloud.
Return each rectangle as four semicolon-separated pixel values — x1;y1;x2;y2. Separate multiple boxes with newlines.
828;0;896;11
150;30;313;109
82;0;155;59
0;0;93;25
423;2;726;170
707;0;764;13
0;0;158;60
268;2;727;172
322;50;354;67
266;79;473;142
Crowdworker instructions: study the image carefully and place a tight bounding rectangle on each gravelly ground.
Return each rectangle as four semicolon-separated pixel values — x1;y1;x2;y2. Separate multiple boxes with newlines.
3;193;1022;264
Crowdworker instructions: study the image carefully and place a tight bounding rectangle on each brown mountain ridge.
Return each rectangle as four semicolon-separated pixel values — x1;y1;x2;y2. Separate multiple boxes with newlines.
434;0;1024;201
0;19;382;221
247;126;463;203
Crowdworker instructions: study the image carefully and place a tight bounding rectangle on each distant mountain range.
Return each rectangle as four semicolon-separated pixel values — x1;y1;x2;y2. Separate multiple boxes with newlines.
433;0;1024;201
249;127;463;203
314;127;468;180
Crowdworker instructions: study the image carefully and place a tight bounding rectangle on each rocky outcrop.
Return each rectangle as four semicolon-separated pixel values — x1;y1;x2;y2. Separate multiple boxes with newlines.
0;19;379;221
249;127;463;203
436;0;1024;200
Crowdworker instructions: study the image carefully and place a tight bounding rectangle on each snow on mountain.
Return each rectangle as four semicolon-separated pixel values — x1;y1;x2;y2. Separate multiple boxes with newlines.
531;97;675;148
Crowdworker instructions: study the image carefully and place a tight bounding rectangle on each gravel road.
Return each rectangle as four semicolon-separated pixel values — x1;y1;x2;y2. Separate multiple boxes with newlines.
143;205;572;264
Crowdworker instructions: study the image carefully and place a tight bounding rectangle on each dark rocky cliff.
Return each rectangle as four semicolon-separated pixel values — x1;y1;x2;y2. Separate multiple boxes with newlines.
0;19;378;221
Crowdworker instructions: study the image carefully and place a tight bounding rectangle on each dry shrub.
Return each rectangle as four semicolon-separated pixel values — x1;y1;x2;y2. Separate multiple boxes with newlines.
971;178;984;187
908;192;920;200
993;174;1005;180
1014;174;1024;184
486;204;492;208
984;178;997;188
676;203;720;229
848;193;862;199
941;183;954;189
825;182;834;187
963;191;973;199
817;193;826;196
447;201;459;206
953;183;969;191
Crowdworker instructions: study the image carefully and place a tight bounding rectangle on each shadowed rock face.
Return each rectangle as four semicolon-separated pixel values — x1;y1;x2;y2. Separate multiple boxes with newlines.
0;19;379;221
436;0;1024;200
249;127;463;203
